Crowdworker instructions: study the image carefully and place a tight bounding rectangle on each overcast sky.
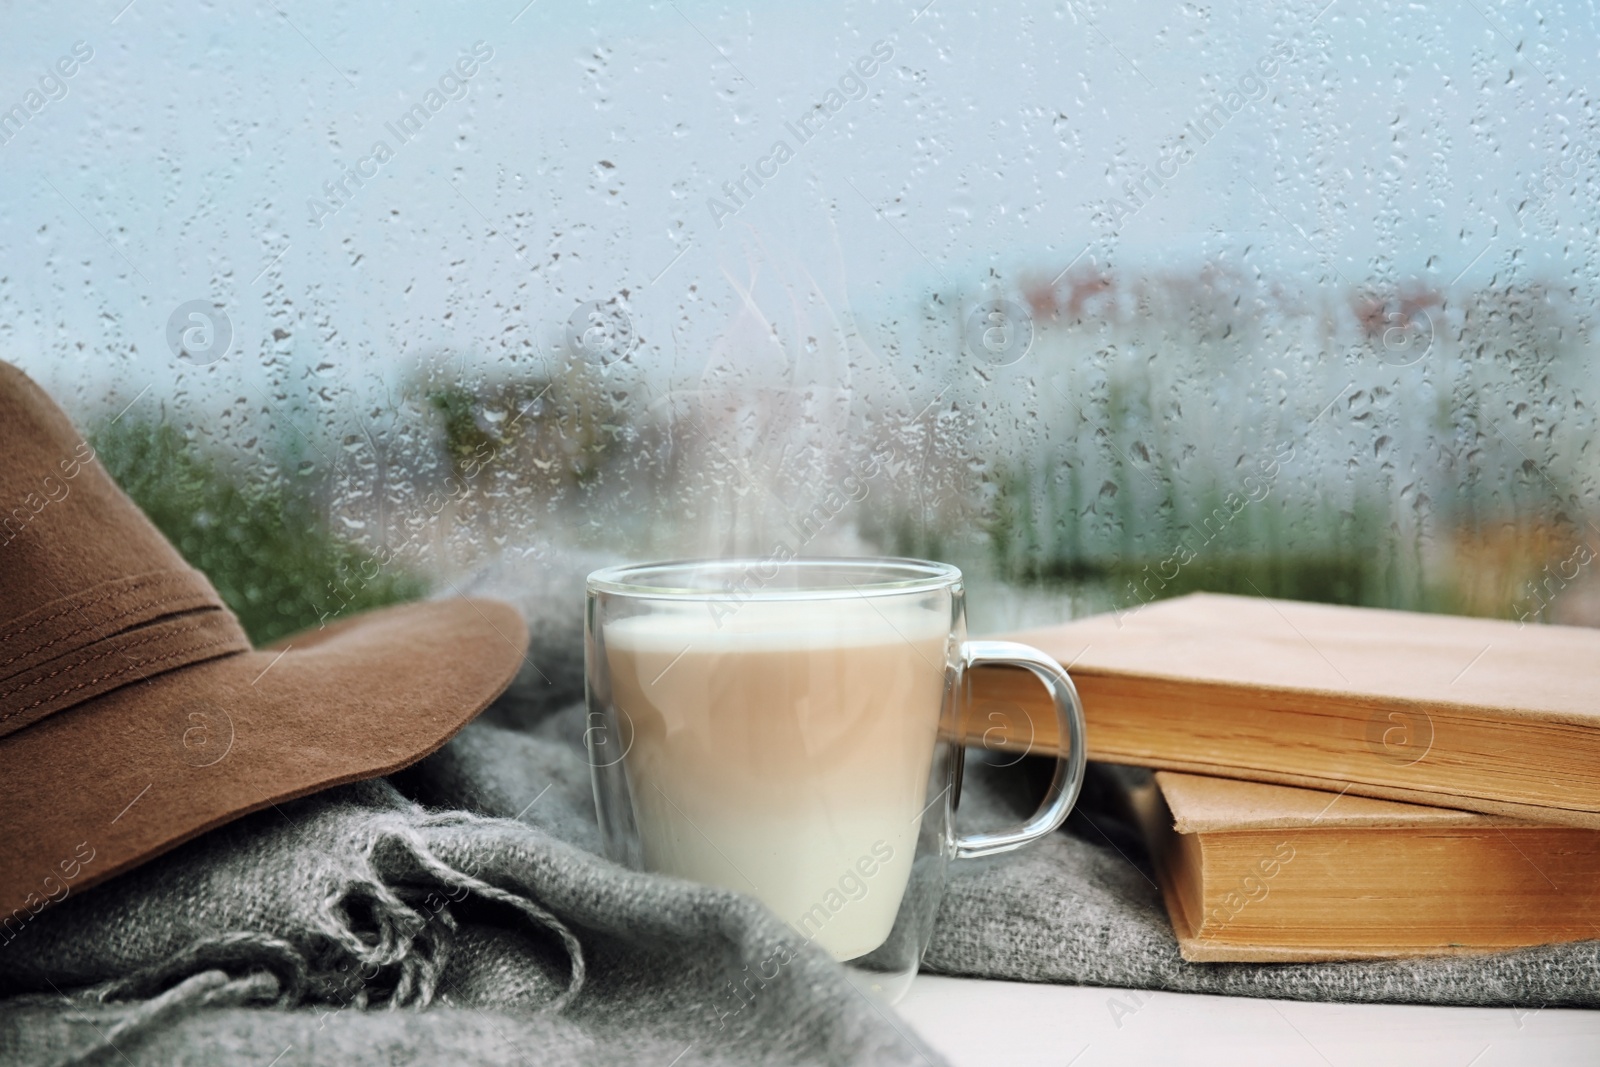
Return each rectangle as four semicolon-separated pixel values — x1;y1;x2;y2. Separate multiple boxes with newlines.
3;0;1597;423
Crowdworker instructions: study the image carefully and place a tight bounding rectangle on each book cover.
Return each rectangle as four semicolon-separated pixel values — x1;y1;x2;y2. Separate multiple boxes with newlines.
1133;770;1600;962
968;593;1600;827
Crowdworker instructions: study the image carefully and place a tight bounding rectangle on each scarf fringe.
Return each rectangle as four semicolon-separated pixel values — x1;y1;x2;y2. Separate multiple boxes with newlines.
54;812;585;1064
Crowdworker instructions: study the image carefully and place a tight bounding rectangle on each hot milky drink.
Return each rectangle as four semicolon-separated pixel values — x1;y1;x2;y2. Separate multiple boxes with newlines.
604;598;948;959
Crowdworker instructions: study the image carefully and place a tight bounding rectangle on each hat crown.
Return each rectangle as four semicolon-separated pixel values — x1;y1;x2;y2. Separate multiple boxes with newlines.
0;363;196;598
0;362;249;737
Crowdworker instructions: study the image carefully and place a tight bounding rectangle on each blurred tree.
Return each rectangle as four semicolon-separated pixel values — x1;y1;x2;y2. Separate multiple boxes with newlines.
92;418;424;646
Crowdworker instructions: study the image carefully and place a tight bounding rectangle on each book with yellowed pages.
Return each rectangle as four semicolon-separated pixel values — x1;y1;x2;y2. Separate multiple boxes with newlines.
966;592;1600;828
1127;769;1600;962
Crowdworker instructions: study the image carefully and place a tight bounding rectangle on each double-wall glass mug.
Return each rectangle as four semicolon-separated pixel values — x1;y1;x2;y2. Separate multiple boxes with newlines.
584;557;1088;1000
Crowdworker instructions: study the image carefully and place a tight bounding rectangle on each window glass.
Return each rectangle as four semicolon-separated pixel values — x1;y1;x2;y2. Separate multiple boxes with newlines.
6;1;1596;639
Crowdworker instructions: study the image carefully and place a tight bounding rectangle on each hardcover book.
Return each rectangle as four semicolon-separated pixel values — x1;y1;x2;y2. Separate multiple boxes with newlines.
1132;770;1600;962
969;593;1600;828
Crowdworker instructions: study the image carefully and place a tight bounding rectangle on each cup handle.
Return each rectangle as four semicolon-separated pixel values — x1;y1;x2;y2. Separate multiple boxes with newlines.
953;640;1089;859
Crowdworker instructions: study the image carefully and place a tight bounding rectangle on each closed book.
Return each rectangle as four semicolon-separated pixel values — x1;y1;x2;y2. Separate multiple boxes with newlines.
968;593;1600;827
1133;770;1600;962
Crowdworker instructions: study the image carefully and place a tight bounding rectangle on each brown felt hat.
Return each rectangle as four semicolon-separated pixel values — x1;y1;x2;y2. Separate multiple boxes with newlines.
0;361;527;920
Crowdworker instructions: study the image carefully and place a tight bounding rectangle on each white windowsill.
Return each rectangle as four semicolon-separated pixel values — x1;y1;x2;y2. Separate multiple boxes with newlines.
897;975;1599;1067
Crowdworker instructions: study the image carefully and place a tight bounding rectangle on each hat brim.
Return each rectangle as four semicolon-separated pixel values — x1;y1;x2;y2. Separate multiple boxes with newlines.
0;597;528;919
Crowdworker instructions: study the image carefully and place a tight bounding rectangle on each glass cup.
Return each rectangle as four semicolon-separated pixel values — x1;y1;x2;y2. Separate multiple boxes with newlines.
583;557;1087;1000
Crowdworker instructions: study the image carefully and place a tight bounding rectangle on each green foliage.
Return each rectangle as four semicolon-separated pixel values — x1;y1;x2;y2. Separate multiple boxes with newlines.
428;385;500;476
91;419;425;646
426;370;618;488
983;459;1460;614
